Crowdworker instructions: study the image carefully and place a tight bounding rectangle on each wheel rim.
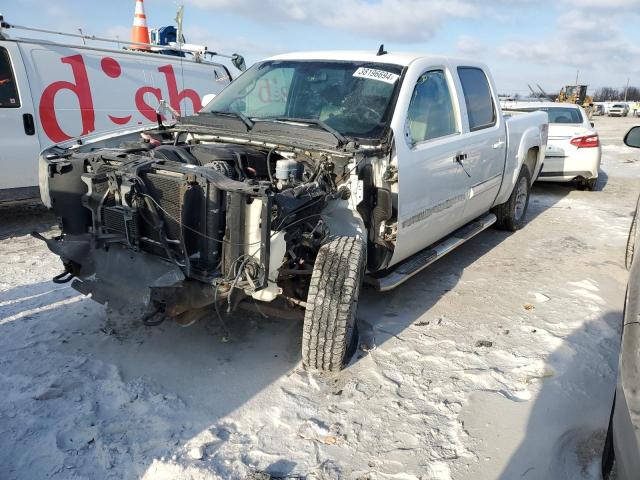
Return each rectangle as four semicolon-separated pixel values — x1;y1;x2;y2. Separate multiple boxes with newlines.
514;177;528;221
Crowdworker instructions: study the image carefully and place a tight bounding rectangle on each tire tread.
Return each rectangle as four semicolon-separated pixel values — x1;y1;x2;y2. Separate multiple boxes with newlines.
493;166;531;231
301;236;365;372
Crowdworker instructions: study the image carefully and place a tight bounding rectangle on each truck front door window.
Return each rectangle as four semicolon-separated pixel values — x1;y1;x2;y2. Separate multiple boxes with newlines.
406;70;457;146
458;67;495;131
0;47;20;108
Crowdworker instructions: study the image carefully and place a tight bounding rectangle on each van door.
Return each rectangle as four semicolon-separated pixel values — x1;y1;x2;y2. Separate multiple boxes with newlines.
392;68;470;263
456;67;504;221
0;43;41;194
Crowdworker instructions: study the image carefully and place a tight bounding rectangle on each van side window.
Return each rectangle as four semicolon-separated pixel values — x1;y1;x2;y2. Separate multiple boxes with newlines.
0;47;20;108
458;67;495;131
212;65;232;85
406;70;457;145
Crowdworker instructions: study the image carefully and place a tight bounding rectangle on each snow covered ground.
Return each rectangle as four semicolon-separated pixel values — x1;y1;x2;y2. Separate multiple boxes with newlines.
1;116;639;480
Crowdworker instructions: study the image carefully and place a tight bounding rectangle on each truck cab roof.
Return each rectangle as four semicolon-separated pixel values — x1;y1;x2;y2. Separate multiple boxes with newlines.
265;50;486;69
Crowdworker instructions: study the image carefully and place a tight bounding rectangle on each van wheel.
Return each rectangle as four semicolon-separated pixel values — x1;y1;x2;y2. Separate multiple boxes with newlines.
302;236;365;372
493;167;531;231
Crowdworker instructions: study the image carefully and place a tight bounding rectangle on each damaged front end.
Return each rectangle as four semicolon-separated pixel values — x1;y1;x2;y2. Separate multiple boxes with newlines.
38;124;383;323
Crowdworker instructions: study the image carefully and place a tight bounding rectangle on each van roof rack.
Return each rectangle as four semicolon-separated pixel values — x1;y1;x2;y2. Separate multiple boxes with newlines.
0;14;244;67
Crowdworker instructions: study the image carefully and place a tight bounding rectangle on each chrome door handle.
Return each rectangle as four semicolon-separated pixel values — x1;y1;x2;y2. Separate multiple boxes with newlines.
492;140;505;149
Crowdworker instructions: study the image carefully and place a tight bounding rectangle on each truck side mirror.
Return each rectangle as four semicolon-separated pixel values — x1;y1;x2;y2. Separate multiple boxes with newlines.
624;126;640;149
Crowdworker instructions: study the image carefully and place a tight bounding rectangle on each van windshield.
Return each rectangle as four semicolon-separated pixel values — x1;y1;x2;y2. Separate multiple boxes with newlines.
202;60;404;139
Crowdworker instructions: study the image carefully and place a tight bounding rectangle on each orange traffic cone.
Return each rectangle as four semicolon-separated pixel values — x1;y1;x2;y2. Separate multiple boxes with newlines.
131;0;150;50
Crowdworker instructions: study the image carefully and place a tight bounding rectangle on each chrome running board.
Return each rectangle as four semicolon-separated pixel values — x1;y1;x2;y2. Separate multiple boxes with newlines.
365;213;497;292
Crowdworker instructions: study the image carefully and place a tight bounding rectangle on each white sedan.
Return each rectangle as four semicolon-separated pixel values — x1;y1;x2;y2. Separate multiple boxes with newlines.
502;102;601;190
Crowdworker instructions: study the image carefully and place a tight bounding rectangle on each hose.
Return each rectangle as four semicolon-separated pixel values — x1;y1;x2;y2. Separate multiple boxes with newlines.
267;147;276;185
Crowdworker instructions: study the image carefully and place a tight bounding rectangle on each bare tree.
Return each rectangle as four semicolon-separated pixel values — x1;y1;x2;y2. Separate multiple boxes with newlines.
594;87;620;101
625;87;640;102
593;86;640;102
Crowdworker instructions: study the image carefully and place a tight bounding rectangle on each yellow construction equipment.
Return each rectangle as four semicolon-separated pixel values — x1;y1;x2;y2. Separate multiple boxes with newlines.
556;85;594;117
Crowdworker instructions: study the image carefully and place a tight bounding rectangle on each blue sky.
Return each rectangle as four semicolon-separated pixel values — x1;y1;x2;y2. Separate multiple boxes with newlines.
3;0;639;94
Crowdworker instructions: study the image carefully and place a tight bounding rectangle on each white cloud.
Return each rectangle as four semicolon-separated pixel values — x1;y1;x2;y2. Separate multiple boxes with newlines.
184;0;480;42
456;36;486;57
497;1;640;82
499;0;640;68
183;25;289;60
103;26;131;43
564;0;640;8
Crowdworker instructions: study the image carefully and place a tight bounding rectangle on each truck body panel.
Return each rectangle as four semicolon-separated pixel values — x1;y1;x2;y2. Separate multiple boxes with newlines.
36;51;549;345
387;57;547;266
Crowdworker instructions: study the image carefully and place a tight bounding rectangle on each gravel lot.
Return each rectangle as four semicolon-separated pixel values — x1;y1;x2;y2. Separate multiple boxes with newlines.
1;116;639;480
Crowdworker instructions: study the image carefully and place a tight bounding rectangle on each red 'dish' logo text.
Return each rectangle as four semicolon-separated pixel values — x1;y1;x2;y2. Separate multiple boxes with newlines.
39;54;203;143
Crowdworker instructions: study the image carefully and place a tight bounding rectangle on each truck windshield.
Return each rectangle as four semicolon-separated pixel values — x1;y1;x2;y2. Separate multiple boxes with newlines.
202;60;404;139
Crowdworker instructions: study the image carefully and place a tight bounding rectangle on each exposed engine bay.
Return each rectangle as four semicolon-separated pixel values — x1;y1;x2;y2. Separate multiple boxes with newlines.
39;126;395;322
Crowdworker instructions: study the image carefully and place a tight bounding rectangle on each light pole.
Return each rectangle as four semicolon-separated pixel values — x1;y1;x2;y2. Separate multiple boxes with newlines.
624;78;630;102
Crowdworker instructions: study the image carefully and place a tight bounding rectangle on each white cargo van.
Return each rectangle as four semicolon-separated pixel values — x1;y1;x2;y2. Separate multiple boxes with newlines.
0;21;237;203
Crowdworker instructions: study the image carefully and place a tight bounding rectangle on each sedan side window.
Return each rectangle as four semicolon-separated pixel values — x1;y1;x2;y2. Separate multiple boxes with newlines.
406;70;457;146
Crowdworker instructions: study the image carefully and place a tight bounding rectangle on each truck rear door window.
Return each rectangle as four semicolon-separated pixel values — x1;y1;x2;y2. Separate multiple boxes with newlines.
0;47;20;108
458;67;495;131
406;70;458;145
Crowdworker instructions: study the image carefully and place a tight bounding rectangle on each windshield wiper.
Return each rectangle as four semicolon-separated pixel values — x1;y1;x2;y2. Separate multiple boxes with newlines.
207;110;254;130
267;117;348;145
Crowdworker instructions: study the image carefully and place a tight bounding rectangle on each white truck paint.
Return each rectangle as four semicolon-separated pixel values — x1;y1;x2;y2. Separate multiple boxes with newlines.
346;53;549;265
38;51;549;371
0;34;233;203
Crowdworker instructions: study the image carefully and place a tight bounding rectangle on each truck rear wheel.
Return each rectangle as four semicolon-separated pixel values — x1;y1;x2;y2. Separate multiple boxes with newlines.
493;166;531;231
302;236;365;372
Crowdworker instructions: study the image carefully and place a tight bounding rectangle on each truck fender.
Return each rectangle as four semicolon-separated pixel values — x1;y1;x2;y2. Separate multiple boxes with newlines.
321;198;367;243
493;125;545;206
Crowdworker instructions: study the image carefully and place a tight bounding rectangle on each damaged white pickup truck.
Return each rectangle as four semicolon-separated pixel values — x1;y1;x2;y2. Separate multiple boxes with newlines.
38;51;548;372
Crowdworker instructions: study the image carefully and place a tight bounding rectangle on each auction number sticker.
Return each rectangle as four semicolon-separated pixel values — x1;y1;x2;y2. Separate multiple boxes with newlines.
353;67;399;84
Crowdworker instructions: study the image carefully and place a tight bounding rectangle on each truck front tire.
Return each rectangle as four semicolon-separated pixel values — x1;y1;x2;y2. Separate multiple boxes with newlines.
493;167;531;231
302;236;365;372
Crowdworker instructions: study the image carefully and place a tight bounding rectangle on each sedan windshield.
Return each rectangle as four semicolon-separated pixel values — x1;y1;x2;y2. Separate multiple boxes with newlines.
202;60;404;139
